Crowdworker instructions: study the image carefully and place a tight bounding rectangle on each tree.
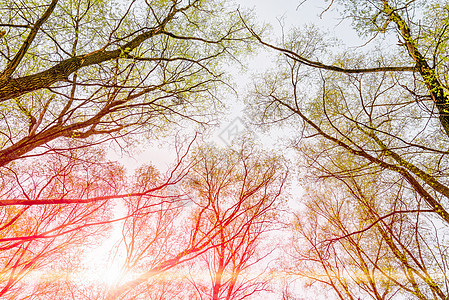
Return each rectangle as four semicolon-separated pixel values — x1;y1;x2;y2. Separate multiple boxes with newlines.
247;0;449;136
288;174;449;300
183;142;287;300
245;0;449;298
0;0;251;168
0;146;121;298
103;141;288;300
0;141;193;299
0;0;254;298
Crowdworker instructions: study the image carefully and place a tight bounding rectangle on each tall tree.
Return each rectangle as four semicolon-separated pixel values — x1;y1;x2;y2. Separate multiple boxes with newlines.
0;0;253;298
245;0;449;298
104;141;288;299
247;0;449;135
0;0;251;168
184;142;287;300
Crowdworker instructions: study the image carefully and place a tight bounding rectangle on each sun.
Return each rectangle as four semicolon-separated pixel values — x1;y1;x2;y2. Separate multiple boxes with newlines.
100;259;126;287
81;202;130;287
80;237;126;286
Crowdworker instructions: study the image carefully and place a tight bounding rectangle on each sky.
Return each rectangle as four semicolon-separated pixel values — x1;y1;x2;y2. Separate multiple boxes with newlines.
111;0;366;175
234;0;363;45
107;0;365;216
210;0;362;164
214;0;363;131
104;0;374;220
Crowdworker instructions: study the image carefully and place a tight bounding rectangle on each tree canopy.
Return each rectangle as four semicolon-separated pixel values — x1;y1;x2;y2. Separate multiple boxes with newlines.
246;0;449;299
2;0;449;299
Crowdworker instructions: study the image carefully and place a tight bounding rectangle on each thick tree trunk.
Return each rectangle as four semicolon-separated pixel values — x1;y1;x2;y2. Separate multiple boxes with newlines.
382;0;449;136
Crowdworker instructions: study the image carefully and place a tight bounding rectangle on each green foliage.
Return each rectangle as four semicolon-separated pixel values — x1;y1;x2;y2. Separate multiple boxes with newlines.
0;1;259;298
248;1;449;298
331;0;427;37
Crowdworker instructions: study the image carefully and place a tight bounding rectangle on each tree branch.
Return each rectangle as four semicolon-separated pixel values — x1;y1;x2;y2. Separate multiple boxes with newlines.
0;0;59;81
0;3;176;102
274;97;449;223
323;209;434;244
238;10;416;74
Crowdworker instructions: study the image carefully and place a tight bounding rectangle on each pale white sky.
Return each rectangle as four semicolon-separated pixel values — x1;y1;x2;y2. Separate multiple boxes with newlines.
112;0;365;175
234;0;361;44
109;1;361;182
210;0;360;148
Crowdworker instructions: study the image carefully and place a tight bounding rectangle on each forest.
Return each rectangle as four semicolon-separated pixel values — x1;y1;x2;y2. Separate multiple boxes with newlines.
0;0;449;299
